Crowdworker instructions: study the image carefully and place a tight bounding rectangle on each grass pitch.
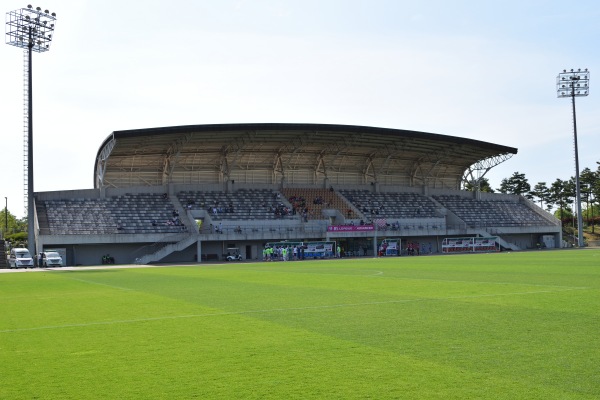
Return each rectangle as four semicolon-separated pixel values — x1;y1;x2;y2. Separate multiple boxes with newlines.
1;250;599;399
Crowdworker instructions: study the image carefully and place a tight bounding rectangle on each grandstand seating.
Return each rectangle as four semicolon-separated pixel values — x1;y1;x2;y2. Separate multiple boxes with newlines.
41;189;553;236
44;193;186;234
339;189;439;220
177;189;297;221
281;188;359;220
433;195;550;227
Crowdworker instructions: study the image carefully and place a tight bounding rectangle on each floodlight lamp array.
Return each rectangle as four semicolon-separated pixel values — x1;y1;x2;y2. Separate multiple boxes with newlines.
5;5;56;53
556;68;590;98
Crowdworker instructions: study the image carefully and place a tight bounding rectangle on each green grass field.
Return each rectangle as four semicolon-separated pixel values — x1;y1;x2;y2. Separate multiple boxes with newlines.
1;250;599;399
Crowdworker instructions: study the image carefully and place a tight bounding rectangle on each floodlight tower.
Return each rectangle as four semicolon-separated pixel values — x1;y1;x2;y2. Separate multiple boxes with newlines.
5;5;56;258
556;68;590;248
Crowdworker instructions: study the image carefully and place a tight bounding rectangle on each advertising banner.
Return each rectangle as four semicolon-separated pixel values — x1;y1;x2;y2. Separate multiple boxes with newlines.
304;241;335;258
327;225;374;232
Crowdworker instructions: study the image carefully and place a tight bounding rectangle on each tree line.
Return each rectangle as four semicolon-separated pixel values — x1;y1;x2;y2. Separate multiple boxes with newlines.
0;209;28;243
468;161;600;231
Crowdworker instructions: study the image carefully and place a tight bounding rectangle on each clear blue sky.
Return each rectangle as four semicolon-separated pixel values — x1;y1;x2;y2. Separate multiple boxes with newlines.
2;0;599;217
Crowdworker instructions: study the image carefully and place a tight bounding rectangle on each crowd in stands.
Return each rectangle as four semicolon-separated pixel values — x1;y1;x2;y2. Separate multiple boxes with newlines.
281;188;357;220
151;209;186;230
355;200;385;216
210;201;236;215
208;222;224;234
287;195;309;221
264;200;293;218
178;189;297;221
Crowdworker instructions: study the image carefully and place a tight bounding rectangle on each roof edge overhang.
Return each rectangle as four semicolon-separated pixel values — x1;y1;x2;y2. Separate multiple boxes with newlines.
93;123;518;188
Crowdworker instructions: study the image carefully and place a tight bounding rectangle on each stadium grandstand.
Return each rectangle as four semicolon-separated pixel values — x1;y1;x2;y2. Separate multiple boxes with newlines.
34;123;561;265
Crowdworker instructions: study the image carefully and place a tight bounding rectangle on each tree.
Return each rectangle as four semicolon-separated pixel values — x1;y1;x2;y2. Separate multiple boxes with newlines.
0;208;26;237
5;231;28;247
595;163;600;205
498;172;533;199
549;178;574;223
580;167;597;232
464;177;495;193
531;182;550;209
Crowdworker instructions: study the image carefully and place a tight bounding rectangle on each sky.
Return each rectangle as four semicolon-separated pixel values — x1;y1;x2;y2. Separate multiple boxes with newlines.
1;0;599;218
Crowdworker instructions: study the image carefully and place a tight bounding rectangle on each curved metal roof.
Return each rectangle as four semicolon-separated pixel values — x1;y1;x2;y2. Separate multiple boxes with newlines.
94;123;517;189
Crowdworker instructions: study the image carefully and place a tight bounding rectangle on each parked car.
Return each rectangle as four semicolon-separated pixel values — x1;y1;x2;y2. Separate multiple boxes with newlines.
40;251;64;267
9;248;34;269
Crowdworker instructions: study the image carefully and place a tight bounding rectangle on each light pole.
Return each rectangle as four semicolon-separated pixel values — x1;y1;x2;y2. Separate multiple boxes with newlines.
556;68;590;248
4;197;7;235
5;5;56;257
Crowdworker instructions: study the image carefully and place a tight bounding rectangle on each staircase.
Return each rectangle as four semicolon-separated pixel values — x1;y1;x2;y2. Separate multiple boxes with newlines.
169;194;196;232
135;235;198;265
36;201;50;235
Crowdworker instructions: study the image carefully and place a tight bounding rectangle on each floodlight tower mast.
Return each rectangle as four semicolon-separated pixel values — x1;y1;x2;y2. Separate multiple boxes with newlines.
5;5;56;259
556;68;590;248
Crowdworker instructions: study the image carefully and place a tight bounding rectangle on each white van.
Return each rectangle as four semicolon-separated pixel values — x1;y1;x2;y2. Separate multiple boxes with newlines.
40;251;64;267
9;248;34;269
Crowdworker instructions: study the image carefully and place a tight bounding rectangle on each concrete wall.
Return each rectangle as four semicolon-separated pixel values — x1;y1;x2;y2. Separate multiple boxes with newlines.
54;243;143;266
159;242;198;264
36;188;101;201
